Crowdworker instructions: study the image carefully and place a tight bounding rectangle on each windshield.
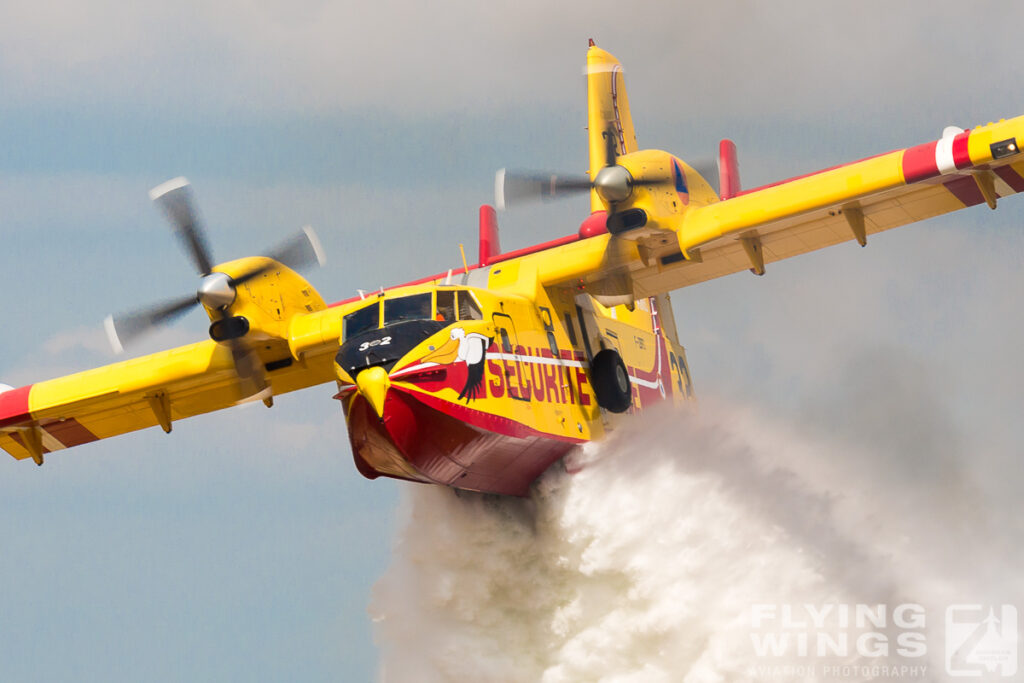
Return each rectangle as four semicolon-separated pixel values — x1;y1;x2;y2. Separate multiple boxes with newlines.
342;302;380;340
343;290;482;341
384;293;432;325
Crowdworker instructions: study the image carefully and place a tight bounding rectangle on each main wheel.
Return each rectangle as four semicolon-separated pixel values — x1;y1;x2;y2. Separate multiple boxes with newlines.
591;349;632;413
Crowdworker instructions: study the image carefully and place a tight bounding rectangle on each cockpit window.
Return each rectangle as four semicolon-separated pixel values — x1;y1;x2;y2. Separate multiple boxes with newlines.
457;291;483;321
343;302;380;340
384;293;432;325
436;290;456;322
343;290;481;340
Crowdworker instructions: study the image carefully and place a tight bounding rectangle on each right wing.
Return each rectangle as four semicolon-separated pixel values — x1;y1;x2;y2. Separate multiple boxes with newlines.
632;117;1024;294
0;338;337;464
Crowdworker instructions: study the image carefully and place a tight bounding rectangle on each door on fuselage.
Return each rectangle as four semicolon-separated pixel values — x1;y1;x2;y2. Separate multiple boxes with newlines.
492;312;536;403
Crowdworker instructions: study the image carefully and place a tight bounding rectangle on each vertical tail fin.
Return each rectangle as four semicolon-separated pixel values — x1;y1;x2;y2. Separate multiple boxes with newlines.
586;44;638;212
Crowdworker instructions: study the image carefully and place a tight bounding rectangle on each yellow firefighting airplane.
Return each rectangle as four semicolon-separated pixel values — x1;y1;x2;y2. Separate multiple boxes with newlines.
2;43;1023;495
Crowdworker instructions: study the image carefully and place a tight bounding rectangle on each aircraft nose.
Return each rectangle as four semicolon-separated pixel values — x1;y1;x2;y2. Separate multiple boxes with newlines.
355;366;391;419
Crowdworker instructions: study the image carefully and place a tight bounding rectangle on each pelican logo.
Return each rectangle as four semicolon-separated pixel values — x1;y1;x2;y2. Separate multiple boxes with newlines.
946;605;1018;677
421;327;490;402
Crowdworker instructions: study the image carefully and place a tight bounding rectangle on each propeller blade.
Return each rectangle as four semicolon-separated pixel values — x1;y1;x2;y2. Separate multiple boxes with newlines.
230;227;326;287
626;159;717;193
111;182;325;357
264;226;325;272
105;294;199;353
630;174;673;187
149;177;215;276
686;158;719;195
495;169;592;210
229;340;269;401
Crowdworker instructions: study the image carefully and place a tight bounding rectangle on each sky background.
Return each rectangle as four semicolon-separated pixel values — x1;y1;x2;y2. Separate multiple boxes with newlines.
1;2;1023;681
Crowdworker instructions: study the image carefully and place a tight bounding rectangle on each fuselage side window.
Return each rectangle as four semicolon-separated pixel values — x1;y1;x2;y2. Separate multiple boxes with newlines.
458;291;483;321
384;293;432;325
343;302;380;340
436;290;456;323
499;328;513;353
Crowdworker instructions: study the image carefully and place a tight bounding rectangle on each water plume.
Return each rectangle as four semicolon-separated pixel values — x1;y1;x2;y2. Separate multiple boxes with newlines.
371;398;1022;682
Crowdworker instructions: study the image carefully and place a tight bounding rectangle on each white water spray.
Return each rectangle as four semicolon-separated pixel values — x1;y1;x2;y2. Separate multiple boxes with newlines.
371;399;1022;682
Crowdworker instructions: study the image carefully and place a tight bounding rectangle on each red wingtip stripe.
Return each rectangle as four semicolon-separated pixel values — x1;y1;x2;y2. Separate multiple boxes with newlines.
943;176;985;207
993;165;1024;193
902;142;940;184
44;419;99;448
0;385;33;428
9;431;50;455
952;130;972;169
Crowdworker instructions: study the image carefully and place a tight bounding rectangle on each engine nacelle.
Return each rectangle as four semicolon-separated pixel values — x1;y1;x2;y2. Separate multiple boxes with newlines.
204;256;328;344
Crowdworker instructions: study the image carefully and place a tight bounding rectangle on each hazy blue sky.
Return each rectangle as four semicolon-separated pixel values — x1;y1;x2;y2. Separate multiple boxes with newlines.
1;3;1023;680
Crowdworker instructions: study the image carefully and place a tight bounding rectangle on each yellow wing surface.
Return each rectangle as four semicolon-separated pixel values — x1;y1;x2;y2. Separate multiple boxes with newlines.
638;121;1024;294
0;339;338;464
518;117;1024;301
0;257;348;464
539;45;1024;297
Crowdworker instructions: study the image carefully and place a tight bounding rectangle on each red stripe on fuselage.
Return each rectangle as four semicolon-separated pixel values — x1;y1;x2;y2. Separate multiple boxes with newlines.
0;385;32;428
626;297;672;408
408;387;586;444
735;151;893;198
327;234;589;309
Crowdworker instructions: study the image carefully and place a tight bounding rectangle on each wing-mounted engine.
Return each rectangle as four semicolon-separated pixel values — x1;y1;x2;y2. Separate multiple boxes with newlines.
594;149;718;238
199;255;328;399
106;177;327;401
494;41;718;269
493;42;730;312
203;255;327;343
583;42;716;240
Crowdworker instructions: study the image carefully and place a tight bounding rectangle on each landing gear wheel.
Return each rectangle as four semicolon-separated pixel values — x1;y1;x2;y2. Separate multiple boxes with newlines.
591;349;632;413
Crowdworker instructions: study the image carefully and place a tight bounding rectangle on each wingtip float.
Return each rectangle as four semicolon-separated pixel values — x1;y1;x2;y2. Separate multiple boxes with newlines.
2;46;1023;494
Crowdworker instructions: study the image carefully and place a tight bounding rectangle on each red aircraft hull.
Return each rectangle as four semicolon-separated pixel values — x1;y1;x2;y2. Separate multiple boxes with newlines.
343;387;579;497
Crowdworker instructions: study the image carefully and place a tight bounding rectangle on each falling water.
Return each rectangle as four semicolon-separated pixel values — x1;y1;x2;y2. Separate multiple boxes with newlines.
371;399;1022;682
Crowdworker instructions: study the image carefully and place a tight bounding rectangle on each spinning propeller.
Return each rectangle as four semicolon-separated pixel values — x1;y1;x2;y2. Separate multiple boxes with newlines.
105;177;325;398
496;128;660;214
496;128;718;225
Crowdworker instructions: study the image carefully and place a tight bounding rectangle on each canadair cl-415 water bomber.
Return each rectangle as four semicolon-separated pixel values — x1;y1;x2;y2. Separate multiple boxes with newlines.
2;43;1023;496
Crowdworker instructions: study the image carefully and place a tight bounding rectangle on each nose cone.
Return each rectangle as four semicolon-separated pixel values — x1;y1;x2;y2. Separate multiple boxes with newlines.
355;366;391;419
